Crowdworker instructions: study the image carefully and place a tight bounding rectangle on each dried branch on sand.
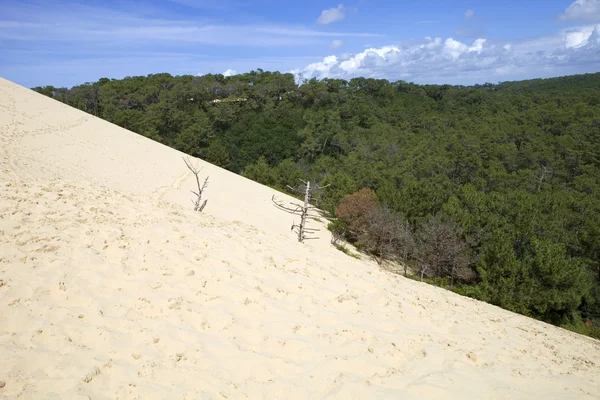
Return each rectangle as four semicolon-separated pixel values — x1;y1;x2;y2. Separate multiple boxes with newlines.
183;157;209;212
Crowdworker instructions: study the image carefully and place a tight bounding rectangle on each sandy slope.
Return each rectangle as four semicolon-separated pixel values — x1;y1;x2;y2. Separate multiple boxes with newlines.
0;77;599;400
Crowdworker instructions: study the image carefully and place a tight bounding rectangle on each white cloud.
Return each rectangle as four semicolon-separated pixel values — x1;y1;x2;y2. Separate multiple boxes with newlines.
561;0;600;21
465;9;474;20
290;25;600;84
316;4;346;25
329;39;344;49
443;37;485;59
564;25;598;47
223;68;237;76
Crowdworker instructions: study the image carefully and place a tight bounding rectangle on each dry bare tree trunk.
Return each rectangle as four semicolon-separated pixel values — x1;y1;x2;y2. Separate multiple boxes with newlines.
183;157;209;212
537;165;549;192
297;181;310;242
420;265;428;281
272;180;333;242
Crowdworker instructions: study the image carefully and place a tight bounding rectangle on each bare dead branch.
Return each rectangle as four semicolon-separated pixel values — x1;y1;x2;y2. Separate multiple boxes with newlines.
184;157;202;188
272;195;304;214
198;200;208;212
286;185;303;193
183;157;209;212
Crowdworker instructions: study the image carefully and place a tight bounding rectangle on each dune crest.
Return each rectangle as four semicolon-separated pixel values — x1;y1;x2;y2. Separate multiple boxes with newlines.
1;77;599;399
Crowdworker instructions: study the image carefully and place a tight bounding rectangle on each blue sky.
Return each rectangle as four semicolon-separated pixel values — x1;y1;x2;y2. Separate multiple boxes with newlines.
1;0;599;87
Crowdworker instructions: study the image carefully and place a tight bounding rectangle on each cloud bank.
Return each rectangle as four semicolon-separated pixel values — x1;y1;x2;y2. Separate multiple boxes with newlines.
291;24;600;84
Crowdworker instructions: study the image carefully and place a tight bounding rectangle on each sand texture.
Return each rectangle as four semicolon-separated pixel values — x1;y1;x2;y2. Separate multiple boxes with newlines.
1;77;599;399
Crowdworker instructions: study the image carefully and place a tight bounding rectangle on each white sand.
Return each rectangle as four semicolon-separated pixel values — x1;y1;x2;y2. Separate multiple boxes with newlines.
0;77;599;399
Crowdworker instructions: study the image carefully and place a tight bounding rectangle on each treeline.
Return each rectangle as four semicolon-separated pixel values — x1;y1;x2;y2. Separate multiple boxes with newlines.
33;71;600;338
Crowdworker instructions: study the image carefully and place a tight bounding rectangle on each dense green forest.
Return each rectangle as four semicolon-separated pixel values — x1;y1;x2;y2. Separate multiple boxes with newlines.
33;71;600;338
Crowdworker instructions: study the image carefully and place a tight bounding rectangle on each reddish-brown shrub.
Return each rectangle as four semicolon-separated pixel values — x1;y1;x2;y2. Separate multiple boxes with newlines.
335;188;377;232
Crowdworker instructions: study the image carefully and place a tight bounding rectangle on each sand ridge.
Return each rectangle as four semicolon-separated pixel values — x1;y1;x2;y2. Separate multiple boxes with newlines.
1;78;600;399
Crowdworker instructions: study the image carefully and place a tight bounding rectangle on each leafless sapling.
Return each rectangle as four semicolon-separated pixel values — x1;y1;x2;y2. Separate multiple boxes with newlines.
272;180;333;242
183;157;209;212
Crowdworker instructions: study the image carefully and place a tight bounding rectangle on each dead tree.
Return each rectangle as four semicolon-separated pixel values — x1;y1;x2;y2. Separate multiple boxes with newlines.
330;225;346;245
183;157;209;212
415;214;473;286
357;206;413;267
536;164;551;192
272;180;332;242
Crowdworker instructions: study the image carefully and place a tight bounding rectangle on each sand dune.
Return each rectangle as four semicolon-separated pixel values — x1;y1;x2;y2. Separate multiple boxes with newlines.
1;77;599;399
